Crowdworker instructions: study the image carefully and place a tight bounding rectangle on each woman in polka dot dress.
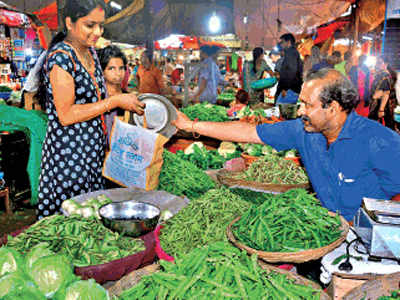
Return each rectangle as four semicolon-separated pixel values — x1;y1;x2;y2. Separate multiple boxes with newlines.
37;0;144;219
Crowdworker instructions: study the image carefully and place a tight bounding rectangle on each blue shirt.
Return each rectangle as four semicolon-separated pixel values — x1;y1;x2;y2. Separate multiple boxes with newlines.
198;57;225;104
256;112;400;221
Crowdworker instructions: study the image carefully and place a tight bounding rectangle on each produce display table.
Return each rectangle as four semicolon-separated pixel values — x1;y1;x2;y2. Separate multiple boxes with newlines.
321;229;400;299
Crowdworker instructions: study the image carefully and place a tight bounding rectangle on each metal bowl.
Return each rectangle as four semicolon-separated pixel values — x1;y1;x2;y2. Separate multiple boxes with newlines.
99;201;161;237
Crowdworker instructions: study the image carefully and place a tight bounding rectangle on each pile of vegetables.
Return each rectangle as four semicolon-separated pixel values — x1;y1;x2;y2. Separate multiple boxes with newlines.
119;242;322;300
232;189;343;252
0;246;109;300
0;85;12;93
158;150;216;199
376;290;400;300
181;102;229;122
176;142;241;170
240;143;277;157
159;188;250;257
217;92;235;102
61;194;112;218
6;215;145;267
230;188;276;206
233;154;308;184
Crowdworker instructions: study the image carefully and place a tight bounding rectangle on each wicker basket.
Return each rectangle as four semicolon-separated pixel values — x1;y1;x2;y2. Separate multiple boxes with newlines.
342;272;400;300
258;261;332;300
217;169;310;193
240;152;261;167
227;212;349;264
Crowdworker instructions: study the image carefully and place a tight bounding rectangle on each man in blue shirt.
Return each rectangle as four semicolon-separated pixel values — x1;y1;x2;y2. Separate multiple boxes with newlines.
173;68;400;222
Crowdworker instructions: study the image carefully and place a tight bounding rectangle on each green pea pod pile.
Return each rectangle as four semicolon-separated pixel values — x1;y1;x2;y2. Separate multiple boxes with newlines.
119;242;322;300
376;290;400;300
6;215;145;267
233;154;309;184
181;102;229;122
159;188;250;258
158;150;216;199
232;189;343;252
230;188;276;206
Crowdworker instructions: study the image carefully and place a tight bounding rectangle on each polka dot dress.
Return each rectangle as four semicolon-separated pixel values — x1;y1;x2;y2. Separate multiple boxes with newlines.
37;42;106;219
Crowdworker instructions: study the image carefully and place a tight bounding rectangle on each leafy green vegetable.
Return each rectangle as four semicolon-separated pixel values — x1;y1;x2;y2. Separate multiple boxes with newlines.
377;289;400;299
1;282;46;300
0;247;24;276
0;271;29;298
60;279;110;300
25;243;55;270
159;188;250;257
0;86;12;93
28;254;76;298
176;144;240;170
158;150;216;199
181;102;229;122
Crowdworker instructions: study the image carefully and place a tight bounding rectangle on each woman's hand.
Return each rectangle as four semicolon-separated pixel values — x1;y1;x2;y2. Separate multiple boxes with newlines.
171;110;193;132
116;93;145;115
378;110;385;119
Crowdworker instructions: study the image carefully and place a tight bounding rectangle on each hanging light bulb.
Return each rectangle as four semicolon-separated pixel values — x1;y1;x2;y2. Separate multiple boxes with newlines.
209;12;221;34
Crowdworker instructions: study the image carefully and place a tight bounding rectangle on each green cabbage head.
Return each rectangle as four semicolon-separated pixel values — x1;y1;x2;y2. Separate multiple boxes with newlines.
0;271;29;297
0;246;24;276
1;282;47;300
60;279;110;300
25;243;55;270
28;254;76;298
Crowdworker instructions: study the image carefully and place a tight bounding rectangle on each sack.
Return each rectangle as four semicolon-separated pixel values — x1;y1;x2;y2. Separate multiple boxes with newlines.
103;118;169;190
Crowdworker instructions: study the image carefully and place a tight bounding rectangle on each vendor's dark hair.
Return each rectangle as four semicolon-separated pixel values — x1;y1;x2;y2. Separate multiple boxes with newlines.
305;68;359;114
142;49;153;63
235;89;249;104
280;33;295;46
252;47;264;73
97;45;127;71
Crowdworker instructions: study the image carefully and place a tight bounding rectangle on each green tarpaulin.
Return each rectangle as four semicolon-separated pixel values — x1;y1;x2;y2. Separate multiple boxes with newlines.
0;106;48;205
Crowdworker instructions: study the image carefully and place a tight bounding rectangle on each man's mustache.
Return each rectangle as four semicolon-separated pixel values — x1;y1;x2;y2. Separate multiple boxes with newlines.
301;115;311;123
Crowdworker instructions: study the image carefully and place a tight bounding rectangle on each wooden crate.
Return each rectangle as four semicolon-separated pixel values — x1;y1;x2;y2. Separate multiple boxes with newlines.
327;273;376;300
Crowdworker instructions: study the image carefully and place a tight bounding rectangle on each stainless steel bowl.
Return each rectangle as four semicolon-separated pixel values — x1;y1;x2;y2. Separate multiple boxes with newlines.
99;201;161;237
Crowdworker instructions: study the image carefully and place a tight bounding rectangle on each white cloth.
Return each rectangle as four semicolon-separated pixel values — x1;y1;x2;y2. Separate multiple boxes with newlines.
22;51;47;93
320;229;400;285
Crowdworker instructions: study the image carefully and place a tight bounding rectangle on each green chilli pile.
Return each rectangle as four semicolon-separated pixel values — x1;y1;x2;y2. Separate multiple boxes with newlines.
158;150;216;199
6;215;145;267
233;154;309;184
159;188;250;257
232;189;343;252
119;242;322;300
180;102;229;122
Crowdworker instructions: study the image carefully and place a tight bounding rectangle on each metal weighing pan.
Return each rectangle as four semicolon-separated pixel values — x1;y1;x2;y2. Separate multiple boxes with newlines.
130;93;177;139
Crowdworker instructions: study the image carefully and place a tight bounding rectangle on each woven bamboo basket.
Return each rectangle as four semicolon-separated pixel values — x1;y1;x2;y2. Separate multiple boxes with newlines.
258;261;332;300
227;212;349;264
217;169;310;193
342;272;400;300
240;153;261;167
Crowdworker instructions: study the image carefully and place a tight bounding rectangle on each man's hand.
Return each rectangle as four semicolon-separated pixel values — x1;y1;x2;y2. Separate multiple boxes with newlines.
171;110;194;132
378;110;385;119
281;90;287;98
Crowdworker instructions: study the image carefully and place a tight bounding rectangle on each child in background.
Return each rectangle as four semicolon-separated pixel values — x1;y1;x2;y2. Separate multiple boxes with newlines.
227;89;249;117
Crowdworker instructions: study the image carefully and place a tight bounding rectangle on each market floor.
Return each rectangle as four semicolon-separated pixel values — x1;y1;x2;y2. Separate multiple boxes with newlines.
0;206;36;237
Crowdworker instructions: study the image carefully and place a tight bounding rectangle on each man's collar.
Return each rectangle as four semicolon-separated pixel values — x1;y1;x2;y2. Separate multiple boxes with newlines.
336;111;356;140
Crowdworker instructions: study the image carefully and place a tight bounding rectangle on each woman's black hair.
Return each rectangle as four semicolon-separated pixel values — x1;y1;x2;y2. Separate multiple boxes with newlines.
235;89;249;104
38;0;106;110
97;45;127;71
252;47;264;74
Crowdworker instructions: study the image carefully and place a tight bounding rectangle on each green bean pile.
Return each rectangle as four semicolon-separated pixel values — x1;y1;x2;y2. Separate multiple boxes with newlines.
158;150;216;199
233;155;309;184
181;102;229;122
230;188;276;206
6;215;145;267
233;189;343;252
119;242;322;300
159;188;250;257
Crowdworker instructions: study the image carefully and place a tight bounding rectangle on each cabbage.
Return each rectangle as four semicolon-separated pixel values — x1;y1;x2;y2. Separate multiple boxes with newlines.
25;243;54;270
61;279;110;300
0;246;24;276
2;282;47;300
0;271;28;297
28;254;76;298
